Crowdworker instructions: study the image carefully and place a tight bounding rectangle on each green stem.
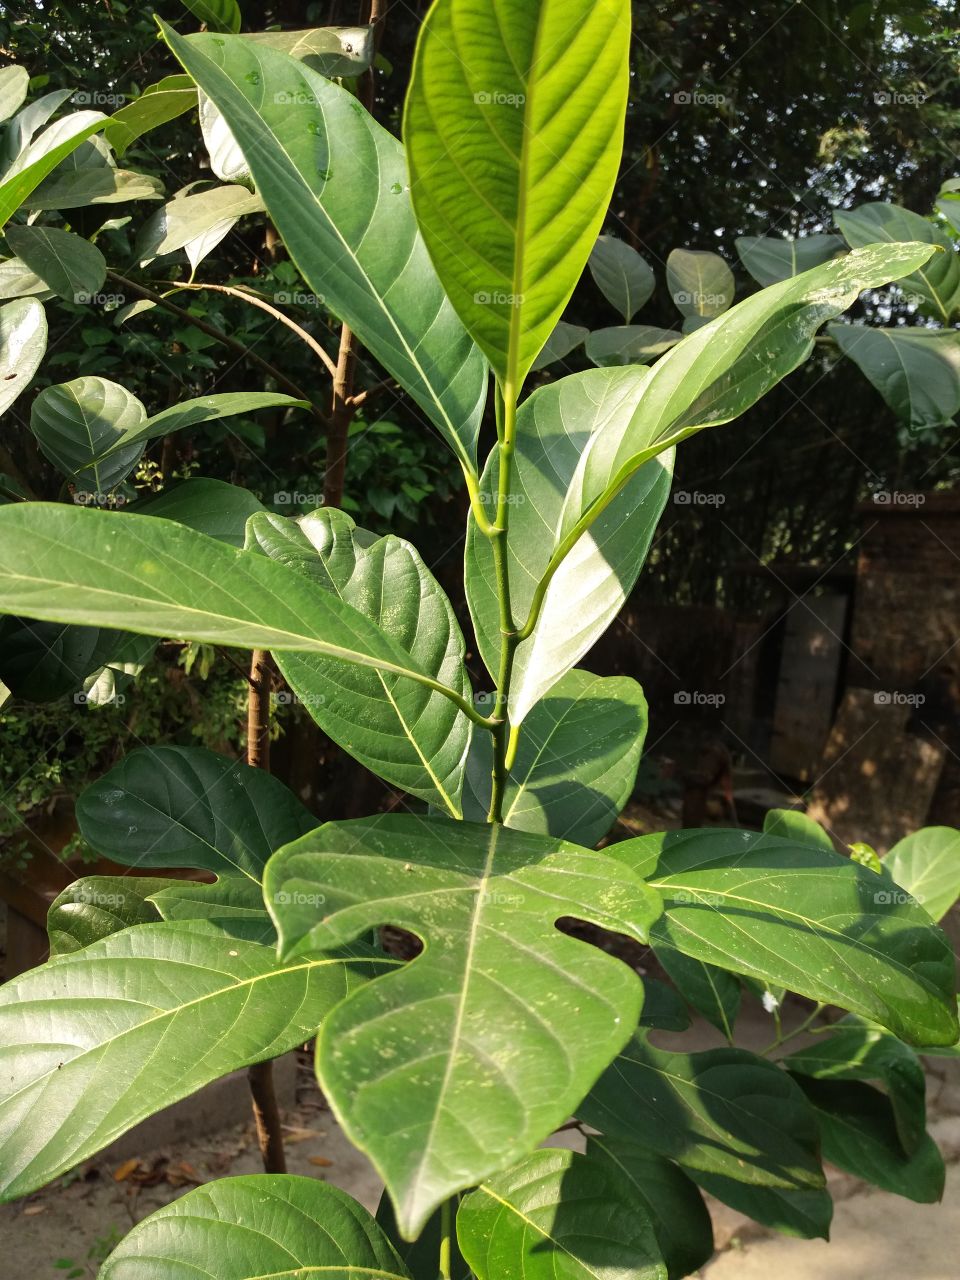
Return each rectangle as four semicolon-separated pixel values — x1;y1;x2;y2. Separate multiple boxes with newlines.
439;1196;453;1280
487;382;520;824
760;1002;826;1056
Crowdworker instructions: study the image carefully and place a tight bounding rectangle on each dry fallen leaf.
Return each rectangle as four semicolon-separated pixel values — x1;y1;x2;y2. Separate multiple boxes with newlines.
22;1205;45;1216
113;1158;141;1183
308;1156;334;1167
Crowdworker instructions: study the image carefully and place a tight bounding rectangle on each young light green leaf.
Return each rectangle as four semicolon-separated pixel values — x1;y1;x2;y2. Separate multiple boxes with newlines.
580;1035;825;1191
103;75;198;156
101;1176;413;1280
0;65;29;124
246;509;473;817
47;875;168;955
1;88;74;164
884;826;960;922
163;24;487;474
531;320;589;372
466;367;673;722
27;166;165;209
0;111;107;227
736;233;845;286
762;806;836;851
462;669;648;844
30;376;147;491
586;1137;714;1280
77;745;317;936
266;813;662;1237
585;325;683;368
136;184;263;267
0;296;46;417
4;224;106;302
0;255;50;299
404;0;632;389
94;390;307;462
559;243;939;550
830;324;960;433
614;828;960;1046
589;235;656;322
0;921;377;1201
791;1077;945;1202
458;1148;667;1280
0;504;477;716
667;248;735;320
836;201;960;322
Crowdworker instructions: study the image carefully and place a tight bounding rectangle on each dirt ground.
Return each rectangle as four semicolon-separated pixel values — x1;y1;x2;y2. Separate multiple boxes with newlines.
4;1015;959;1279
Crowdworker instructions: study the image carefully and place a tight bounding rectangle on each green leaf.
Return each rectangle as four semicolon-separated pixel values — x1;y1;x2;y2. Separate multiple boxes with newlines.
0;111;107;227
884;826;960;922
0;616;135;701
377;1194;471;1280
557;243;938;519
835;202;960;322
265;812;662;1236
47;875;168;955
181;0;242;33
404;0;631;389
465;367;673;722
0;296;46;417
0;504;472;712
27;166;165;209
30;377;146;491
531;320;589;371
0;66;29;124
735;234;845;286
2;89;74;165
762;806;836;851
244;26;376;77
653;943;741;1039
103;75;198;156
77;745;317;938
614;828;960;1046
163;26;486;475
579;1035;824;1191
667;248;735;320
785;1016;927;1155
0;921;376;1201
0;254;50;299
829;324;960;432
246;509;472;817
458;1148;666;1280
688;1173;833;1241
94;390;307;463
587;1137;714;1280
101;1175;412;1279
136;184;263;268
589;235;656;322
791;1077;945;1202
462;669;647;844
134;476;264;546
638;978;690;1032
4;224;105;303
585;325;683;368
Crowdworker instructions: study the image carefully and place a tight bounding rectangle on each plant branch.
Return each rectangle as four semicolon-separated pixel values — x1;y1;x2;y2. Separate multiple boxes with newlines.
324;322;359;509
159;280;339;379
439;1196;453;1280
106;271;329;428
487;381;521;823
